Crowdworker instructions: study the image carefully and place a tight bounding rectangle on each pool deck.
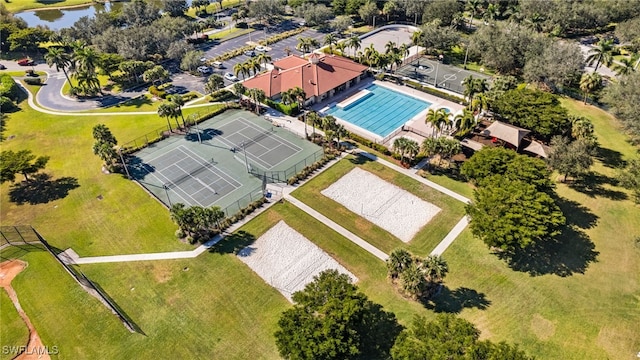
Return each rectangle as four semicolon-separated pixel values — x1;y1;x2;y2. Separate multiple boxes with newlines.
312;79;466;145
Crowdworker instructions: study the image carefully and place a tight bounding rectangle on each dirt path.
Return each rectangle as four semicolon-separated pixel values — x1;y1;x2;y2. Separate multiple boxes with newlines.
0;260;51;360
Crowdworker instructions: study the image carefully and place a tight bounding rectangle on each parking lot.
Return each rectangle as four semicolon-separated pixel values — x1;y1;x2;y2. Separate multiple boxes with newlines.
169;25;326;93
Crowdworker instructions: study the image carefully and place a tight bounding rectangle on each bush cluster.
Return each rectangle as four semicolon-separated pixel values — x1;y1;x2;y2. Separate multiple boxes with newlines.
221;197;268;231
148;85;167;99
180;92;199;102
209;89;237;103
263;98;299;116
347;132;392;155
23;77;42;85
0;74;20;101
0;96;18;112
287;154;337;185
404;79;467;105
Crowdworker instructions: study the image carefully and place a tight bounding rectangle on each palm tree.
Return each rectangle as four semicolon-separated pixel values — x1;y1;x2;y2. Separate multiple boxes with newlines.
612;57;636;76
255;52;272;67
233;62;249;80
425;108;448;136
334;124;347;148
205;74;225;96
411;30;424;48
324;33;338;54
462;75;477;105
306;111;320;137
387;248;413;280
73;71;101;95
579;72;602;104
321;115;337;131
73;46;99;76
247;88;265;114
169;95;187;128
465;0;483;29
439;138;462;166
280;89;294;105
420;255;448;295
586;39;615;71
348;35;361;58
385;41;397;55
297;37;311;55
363;43;378;67
289;86;307;113
158;102;175;132
393;137;410;164
44;47;73;91
421;138;439;167
453;109;476;137
398;43;409;64
247;58;262;76
233;82;246;96
400;262;425;299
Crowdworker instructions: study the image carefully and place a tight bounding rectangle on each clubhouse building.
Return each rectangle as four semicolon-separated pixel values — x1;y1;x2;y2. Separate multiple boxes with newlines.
242;53;369;106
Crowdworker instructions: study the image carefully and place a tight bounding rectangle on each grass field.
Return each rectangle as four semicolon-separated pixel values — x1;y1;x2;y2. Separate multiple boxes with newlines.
61;74;116;95
0;289;29;360
0;86;192;256
425;98;640;359
291;156;466;256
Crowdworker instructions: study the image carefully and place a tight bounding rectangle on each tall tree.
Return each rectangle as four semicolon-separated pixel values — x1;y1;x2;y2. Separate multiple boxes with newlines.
44;47;73;91
617;159;640;204
168;95;187;128
602;72;640;144
579;72;602;104
0;150;49;183
466;175;566;253
547;136;594;182
324;33;338;54
205;74;225;96
387;248;413;280
158;102;175;132
586;39;615;71
275;270;402;360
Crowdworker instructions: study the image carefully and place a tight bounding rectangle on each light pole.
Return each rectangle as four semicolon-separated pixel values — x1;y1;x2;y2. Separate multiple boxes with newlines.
190;113;202;144
434;54;443;88
241;142;249;172
117;147;131;179
163;184;172;207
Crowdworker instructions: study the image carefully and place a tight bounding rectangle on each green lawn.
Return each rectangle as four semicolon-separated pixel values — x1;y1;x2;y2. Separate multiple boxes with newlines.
429;98;640;359
61;74;117;95
210;27;254;42
291;156;466;256
3;0;92;13
0;288;29;360
0;86;191;256
185;0;242;18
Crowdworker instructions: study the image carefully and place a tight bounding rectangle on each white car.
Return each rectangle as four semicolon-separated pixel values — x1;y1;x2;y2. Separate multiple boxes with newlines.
200;57;207;62
255;45;267;52
224;72;239;82
197;66;212;74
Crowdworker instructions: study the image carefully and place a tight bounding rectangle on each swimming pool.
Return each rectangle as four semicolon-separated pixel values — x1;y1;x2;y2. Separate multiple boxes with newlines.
325;84;431;137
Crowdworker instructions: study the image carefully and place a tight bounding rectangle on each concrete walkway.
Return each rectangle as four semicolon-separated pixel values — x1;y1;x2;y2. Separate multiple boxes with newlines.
430;216;469;256
284;195;389;261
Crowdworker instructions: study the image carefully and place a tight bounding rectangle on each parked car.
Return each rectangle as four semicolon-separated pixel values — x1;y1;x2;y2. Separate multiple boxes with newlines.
197;66;212;74
244;50;256;57
0;64;6;70
224;72;239;82
17;58;34;66
255;45;267;52
212;61;223;69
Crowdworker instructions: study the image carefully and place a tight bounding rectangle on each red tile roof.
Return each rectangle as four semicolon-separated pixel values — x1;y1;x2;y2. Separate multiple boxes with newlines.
243;54;368;100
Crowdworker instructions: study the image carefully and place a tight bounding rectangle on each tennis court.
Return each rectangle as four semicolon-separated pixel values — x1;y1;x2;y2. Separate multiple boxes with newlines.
396;56;490;94
129;109;321;211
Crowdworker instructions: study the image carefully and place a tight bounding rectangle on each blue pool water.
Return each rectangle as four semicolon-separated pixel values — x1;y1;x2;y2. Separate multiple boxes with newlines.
325;84;431;137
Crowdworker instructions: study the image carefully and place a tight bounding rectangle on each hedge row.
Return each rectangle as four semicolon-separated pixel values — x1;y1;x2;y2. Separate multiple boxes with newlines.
347;132;392;156
404;79;467;105
287;153;337;185
209;89;237;102
263;98;299;116
213;27;306;63
0;96;18;112
0;74;19;101
23;77;42;85
149;85;167;99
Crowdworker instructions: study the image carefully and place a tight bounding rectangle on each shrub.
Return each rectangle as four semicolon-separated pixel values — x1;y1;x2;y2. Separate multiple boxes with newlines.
348;132;392;155
0;96;18;112
148;85;167;99
181;92;199;101
175;229;185;239
23;77;42;85
0;74;19;101
209;89;237;102
235;22;248;29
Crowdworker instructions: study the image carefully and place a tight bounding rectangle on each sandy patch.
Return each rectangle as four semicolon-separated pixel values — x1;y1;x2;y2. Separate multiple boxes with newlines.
530;313;555;341
0;260;52;360
321;167;441;242
237;221;357;302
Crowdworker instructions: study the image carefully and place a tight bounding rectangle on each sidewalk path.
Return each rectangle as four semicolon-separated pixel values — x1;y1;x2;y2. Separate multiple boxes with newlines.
284;195;389;261
430;216;469;256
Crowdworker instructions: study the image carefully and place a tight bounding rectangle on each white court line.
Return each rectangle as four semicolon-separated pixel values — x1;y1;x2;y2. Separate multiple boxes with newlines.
237;118;302;152
145;167;201;206
213;131;273;169
258;145;302;169
176;146;242;188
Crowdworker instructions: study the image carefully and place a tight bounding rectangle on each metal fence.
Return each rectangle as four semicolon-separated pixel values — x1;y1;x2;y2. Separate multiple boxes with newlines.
220;186;265;217
120;125;172;154
0;226;140;333
406;126;432;139
248;149;325;183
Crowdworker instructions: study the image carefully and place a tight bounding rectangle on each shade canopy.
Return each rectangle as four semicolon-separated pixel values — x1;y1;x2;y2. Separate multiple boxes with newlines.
481;121;530;147
522;140;551;158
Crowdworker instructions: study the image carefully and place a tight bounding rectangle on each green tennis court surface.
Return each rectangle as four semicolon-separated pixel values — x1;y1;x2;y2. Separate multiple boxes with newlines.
129;110;321;213
396;56;490;94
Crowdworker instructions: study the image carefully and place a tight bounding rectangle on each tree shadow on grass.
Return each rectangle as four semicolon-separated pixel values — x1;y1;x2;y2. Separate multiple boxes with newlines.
208;230;256;255
8;174;79;205
348;152;375;165
497;225;599;277
0;243;45;261
555;197;599;230
567;171;627;201
596;146;626;169
424;286;491;313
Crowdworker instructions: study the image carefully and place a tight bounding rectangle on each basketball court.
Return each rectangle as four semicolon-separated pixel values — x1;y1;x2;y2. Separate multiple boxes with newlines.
396;56;491;94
